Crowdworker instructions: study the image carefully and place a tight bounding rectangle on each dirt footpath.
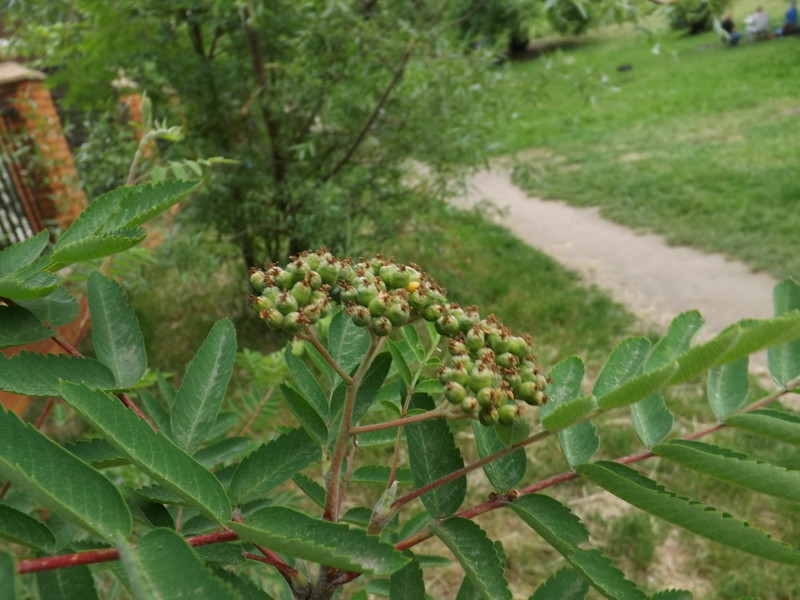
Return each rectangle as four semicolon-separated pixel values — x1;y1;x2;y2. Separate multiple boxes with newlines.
464;169;780;370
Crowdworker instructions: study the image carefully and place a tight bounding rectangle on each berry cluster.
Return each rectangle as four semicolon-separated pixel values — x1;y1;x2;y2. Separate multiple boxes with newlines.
250;250;548;428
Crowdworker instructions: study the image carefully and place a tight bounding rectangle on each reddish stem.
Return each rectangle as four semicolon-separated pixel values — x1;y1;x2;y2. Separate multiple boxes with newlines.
17;530;240;574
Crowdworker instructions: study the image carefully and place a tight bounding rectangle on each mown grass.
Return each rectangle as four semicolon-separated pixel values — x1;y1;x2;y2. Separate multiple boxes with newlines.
489;6;800;278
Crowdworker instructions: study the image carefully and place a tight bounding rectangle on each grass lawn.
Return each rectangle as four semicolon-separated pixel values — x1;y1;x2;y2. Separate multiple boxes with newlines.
490;6;800;278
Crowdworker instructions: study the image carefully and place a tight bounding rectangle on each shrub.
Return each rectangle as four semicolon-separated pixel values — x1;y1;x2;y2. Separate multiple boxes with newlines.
3;181;800;598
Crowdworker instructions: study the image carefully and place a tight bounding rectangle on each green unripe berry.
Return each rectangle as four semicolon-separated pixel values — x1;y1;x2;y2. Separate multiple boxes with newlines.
339;284;359;305
498;403;518;426
449;339;468;356
478;406;499;426
495;352;518;369
460;396;479;416
445;381;467;405
287;260;309;284
508;336;531;359
250;270;267;293
282;311;304;335
368;294;390;317
370;316;393;337
291;281;313;306
301;303;322;324
357;284;379;307
469;366;497;393
421;304;444;322
450;364;470;386
305;270;323;290
476;387;497;409
255;295;274;312
487;330;511;354
408;289;431;311
386;301;411;326
390;267;411;290
318;260;341;284
276;292;299;315
274;268;294;290
378;263;399;286
435;314;461;338
465;326;485;353
260;308;284;329
349;305;371;327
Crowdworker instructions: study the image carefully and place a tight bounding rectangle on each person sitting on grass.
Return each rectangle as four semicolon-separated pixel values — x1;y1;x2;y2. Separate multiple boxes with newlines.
784;0;800;35
721;13;743;45
745;7;770;41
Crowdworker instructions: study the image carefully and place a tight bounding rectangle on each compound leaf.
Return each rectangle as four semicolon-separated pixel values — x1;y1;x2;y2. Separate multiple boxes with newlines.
50;227;147;266
171;319;237;454
540;356;584;419
596;362;678;410
229;428;321;505
281;383;328;445
87;272;147;388
0;230;48;276
577;461;800;565
654;439;800;502
431;518;511;600
716;312;800;366
285;346;328;418
668;327;740;385
0;408;131;541
646;311;703;371
0;305;52;348
60;382;231;523
117;528;237;600
327;309;370;376
229;506;409;575
390;557;425;600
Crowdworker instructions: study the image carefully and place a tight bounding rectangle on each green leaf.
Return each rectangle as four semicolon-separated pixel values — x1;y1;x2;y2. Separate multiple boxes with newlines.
0;504;55;552
388;340;412;387
530;567;589;600
0;408;132;541
64;438;128;468
509;494;589;556
541;395;595;431
402;324;423;359
59;382;231;523
0;272;60;300
55;181;199;250
668;327;741;385
351;465;413;484
631;394;673;448
596;362;678;410
431;518;511;600
645;311;704;371
229;506;409;575
213;570;276;600
414;378;443;395
406;394;466;519
194;437;254;468
88;272;147;388
390;557;426;600
292;473;326;507
0;230;49;276
36;560;98;600
0;305;53;347
510;495;646;600
117;528;237;600
649;590;693;600
472;421;526;492
654;439;800;502
17;286;79;327
726;409;800;446
559;421;600;468
281;383;328;445
171;319;237;454
229;428;320;505
593;337;650;397
707;357;749;420
139;390;171;436
577;461;800;565
50;227;148;266
327;309;370;376
0;551;20;600
768;279;800;386
0;353;117;396
540;356;584;419
716;312;800;366
285;346;328;418
455;541;505;600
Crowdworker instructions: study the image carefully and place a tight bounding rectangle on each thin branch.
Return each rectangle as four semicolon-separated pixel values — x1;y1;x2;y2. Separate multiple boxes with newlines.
350;407;451;435
296;331;354;385
239;386;276;436
17;530;239;574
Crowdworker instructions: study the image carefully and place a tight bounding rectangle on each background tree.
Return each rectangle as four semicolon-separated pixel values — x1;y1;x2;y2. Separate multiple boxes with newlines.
5;0;503;266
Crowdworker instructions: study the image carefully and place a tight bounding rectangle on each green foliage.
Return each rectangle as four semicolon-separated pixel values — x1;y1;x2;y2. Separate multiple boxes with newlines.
667;0;732;34
4;181;800;599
